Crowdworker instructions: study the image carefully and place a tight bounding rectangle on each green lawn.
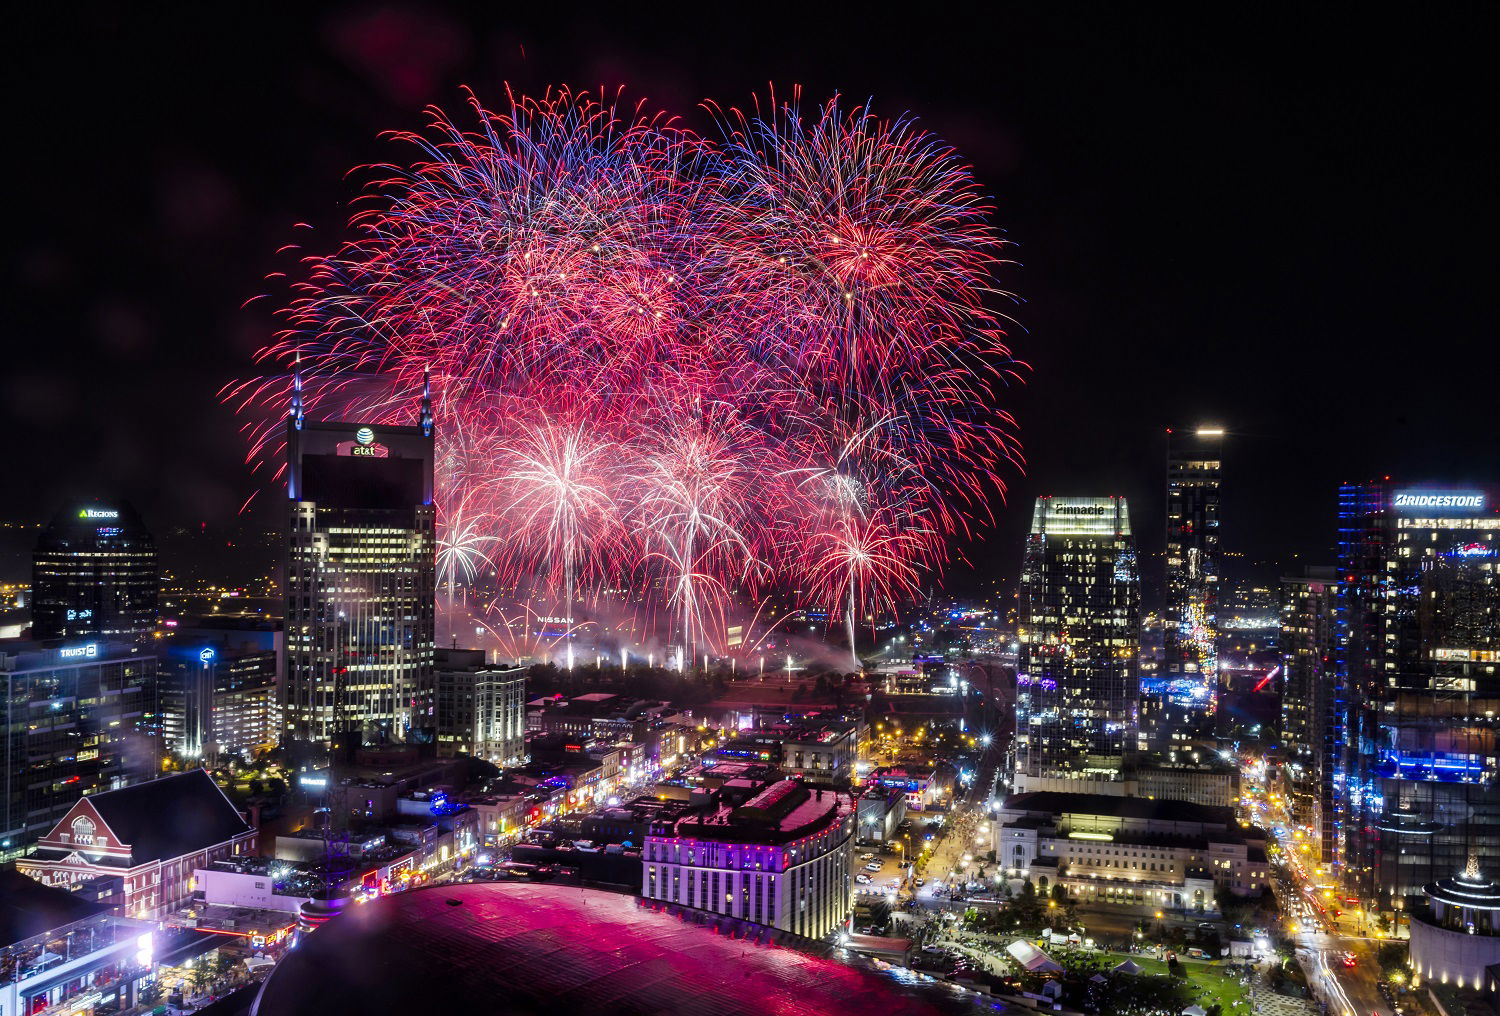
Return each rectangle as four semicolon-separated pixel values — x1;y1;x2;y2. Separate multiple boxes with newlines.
1090;952;1251;1013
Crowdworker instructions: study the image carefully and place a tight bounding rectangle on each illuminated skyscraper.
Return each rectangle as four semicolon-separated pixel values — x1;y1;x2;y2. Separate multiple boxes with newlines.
281;372;437;746
1;639;159;849
1164;427;1222;688
1015;496;1140;793
1280;567;1344;867
32;501;158;642
1336;483;1500;907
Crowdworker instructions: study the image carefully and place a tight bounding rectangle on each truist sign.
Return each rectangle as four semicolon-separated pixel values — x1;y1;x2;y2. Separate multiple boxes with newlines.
1393;490;1486;513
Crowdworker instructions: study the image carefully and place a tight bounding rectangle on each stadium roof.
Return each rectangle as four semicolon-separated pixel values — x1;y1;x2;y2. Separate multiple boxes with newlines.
253;883;982;1015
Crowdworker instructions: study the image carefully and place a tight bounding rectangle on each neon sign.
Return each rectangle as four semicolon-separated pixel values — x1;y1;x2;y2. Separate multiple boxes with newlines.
199;647;217;664
60;644;98;659
65;609;94;621
356;427;375;445
1393;491;1485;511
78;508;118;520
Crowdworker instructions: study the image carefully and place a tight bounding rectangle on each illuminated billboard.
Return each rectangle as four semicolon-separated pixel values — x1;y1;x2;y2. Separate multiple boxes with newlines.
1392;490;1486;513
1030;496;1132;537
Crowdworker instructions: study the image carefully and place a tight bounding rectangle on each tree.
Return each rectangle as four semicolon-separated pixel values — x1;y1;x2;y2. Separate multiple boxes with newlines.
188;960;214;994
211;953;238;983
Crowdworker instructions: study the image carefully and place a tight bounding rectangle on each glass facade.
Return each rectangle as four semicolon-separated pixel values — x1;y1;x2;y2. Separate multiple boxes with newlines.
0;642;159;847
32;502;157;643
1160;427;1222;724
283;411;436;745
1015;496;1140;789
1280;569;1344;866
160;647;277;759
1336;482;1500;906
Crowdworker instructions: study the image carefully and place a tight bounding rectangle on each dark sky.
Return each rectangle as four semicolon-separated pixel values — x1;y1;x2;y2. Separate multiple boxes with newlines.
4;5;1495;590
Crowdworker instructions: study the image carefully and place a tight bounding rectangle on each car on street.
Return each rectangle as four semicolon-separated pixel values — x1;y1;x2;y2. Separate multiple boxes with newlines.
856;874;872;884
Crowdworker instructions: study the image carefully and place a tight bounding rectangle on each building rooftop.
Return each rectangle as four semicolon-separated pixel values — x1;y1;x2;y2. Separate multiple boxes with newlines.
0;870;109;947
251;882;977;1015
28;769;252;868
672;781;850;845
1426;860;1500;913
1002;790;1234;827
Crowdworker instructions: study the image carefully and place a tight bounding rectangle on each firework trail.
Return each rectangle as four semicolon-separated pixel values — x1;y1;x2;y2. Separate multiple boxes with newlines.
226;85;1023;665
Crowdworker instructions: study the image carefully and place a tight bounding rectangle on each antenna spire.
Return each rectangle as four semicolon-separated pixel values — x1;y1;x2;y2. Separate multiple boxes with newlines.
420;365;433;437
290;353;305;431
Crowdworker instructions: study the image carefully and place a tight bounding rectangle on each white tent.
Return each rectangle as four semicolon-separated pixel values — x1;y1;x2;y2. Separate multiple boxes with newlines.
1183;1005;1209;1016
1111;959;1143;975
1005;939;1063;973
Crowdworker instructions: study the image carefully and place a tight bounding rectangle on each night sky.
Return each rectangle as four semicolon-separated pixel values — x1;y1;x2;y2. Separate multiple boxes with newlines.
5;6;1495;591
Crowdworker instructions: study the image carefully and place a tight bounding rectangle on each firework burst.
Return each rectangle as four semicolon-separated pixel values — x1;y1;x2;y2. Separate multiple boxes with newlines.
227;85;1024;665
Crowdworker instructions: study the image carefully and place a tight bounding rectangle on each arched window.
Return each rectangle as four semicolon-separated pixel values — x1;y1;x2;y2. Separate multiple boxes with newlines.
71;816;96;846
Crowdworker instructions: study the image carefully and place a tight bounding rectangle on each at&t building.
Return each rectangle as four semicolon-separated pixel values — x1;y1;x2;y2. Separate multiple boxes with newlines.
281;374;436;747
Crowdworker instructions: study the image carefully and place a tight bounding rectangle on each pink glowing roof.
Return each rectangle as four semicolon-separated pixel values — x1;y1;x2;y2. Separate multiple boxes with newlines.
253;882;979;1015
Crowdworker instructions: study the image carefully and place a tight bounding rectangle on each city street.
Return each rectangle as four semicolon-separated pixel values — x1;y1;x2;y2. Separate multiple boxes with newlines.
1240;760;1390;1016
908;739;1005;909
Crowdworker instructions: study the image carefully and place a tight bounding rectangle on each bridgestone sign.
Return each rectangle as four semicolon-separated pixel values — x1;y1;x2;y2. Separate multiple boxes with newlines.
1393;492;1484;510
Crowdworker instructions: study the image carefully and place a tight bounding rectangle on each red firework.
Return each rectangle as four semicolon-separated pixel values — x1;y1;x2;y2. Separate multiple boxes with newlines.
225;85;1024;660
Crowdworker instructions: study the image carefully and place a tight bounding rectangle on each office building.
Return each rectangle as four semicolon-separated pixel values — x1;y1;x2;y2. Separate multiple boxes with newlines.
1337;483;1499;907
282;374;437;745
31;500;158;642
1015;496;1140;793
160;642;278;761
641;779;855;940
1;639;159;851
1280;567;1344;867
1158;423;1218;708
433;647;526;762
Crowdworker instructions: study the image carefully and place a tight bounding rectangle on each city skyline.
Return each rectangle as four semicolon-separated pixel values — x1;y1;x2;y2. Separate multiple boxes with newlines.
2;9;1497;1016
4;7;1496;592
